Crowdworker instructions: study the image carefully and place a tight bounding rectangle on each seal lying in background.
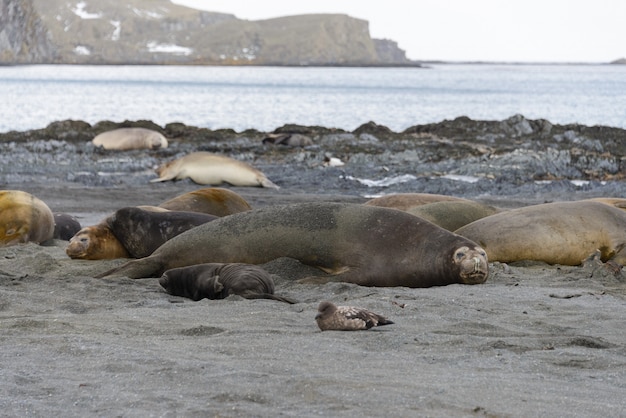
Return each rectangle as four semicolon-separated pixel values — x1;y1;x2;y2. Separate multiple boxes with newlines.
0;190;55;246
158;187;252;216
53;213;82;241
92;127;168;150
106;207;218;258
455;200;626;266
159;263;296;303
150;151;279;188
98;202;489;288
364;193;469;211
406;200;501;231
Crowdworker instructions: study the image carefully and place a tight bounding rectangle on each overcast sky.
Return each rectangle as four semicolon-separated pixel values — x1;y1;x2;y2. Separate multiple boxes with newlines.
171;0;624;63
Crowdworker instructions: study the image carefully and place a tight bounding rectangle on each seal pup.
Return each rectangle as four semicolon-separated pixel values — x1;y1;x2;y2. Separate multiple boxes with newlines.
455;200;626;266
97;202;489;288
158;188;252;216
315;301;394;331
53;213;82;241
106;207;218;258
159;263;296;303
0;190;55;246
151;151;279;189
365;193;469;211
92;127;168;150
66;225;130;260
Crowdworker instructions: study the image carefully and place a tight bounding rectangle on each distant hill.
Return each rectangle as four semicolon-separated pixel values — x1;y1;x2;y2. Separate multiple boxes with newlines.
610;58;626;64
0;0;417;66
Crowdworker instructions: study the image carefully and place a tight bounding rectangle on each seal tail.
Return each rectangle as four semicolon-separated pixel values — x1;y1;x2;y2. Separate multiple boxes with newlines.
241;292;298;304
95;256;165;279
259;177;280;189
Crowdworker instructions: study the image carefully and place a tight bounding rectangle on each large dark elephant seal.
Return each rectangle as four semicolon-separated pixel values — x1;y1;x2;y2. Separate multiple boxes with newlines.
0;190;55;246
106;207;218;258
92;128;168;150
53;213;82;241
406;200;501;231
98;202;489;288
365;193;469;211
66;224;130;260
159;263;296;303
455;200;626;266
158;188;252;216
150;151;279;188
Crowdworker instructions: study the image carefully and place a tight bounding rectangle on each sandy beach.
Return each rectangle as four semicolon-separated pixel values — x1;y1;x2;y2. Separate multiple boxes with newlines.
1;118;625;417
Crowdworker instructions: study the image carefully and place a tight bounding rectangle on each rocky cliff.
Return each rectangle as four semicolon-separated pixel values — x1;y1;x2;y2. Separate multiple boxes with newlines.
0;0;415;66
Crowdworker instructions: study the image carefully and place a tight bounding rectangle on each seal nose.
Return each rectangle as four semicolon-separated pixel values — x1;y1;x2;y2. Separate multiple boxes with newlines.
472;256;482;271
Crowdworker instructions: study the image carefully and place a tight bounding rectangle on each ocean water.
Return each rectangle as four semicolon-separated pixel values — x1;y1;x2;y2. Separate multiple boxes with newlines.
0;64;625;133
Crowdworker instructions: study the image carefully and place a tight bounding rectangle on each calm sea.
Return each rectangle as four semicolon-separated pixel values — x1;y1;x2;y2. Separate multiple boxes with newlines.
0;64;625;133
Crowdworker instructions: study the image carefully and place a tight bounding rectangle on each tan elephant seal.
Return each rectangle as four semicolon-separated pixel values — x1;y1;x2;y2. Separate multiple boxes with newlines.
365;193;469;211
92;127;168;150
66;224;130;260
455;200;626;266
98;202;489;288
150;152;279;188
159;263;296;303
158;188;252;216
406;200;501;231
0;190;55;246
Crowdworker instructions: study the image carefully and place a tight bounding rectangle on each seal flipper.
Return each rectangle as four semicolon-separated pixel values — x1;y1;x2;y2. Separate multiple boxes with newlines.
239;292;298;304
95;256;165;279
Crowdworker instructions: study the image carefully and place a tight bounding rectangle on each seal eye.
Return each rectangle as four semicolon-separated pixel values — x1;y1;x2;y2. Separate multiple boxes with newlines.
455;252;465;260
6;228;16;236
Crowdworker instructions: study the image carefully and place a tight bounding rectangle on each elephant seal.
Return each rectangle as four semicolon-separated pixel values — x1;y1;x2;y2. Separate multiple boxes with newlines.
53;213;82;241
158;188;252;216
98;202;489;288
150;152;279;188
106;207;218;258
262;133;314;147
455;200;626;266
406;200;501;231
365;193;469;211
66;224;130;260
0;190;55;246
159;263;296;303
92;127;168;150
315;301;394;331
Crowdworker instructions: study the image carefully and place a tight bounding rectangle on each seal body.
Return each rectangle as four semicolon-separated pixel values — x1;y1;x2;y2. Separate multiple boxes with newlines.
455;200;626;265
106;207;218;258
0;190;55;246
150;151;279;188
365;193;468;211
406;200;500;231
158;188;252;216
92;128;168;150
159;263;295;303
315;301;394;331
99;202;489;288
66;225;130;260
53;213;82;241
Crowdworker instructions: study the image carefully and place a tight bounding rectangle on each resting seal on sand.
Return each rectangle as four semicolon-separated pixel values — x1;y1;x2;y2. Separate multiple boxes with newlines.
98;202;489;288
92;128;168;150
406;200;501;231
66;225;130;260
150;151;279;188
158;188;252;216
106;207;217;258
455;200;626;266
315;301;394;331
53;213;82;241
365;193;469;211
159;263;295;303
0;190;55;246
